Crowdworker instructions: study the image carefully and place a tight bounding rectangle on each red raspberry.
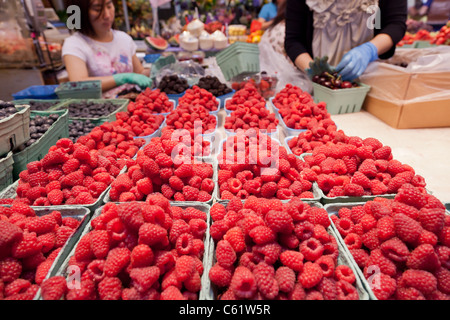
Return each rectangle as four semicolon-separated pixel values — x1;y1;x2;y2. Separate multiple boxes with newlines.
216;240;236;268
361;228;380;251
201;178;214;193
210;203;227;221
11;231;41;259
27;215;57;235
182;186;199;201
298;261;323;289
336;279;359;300
335;217;354;237
253;262;279;299
380;237;409;262
4;278;31;298
0;221;23;257
288;283;306;300
418;229;438;246
396;287;426;300
40;276;67;300
417;207;446;235
0;258;22;283
130;244;154;268
138;223;168;247
316;255;335;278
90;230;110;259
349;248;369;269
343;183;365;197
264;210;294;234
435;267;450;294
118;202;145;231
175;233;194;255
300;238;324;261
160;285;185;300
55;226;75;248
209;263;233;288
365;249;397;277
334;265;356;284
248;225;276;245
230;266;257;299
74;233;94;261
252;242;282;265
275;266;296;293
98;276;122;300
406;244;440;272
370;273;397;300
223;227;246;253
260;182;278;198
393;213;423;245
317;277;337;300
343;233;362;250
307;207;331;228
395;184;428;210
376;216;395;241
129;266;160;293
104;247;131;277
398;269;437;296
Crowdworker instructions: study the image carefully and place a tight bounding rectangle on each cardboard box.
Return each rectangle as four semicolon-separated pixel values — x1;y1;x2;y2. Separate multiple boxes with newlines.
360;48;450;129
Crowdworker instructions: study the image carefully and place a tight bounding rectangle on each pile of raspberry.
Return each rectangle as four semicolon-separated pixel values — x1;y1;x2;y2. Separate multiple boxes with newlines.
218;133;315;200
224;101;279;134
163;104;217;135
331;184;450;300
0;202;81;300
131;88;175;114
76;121;146;160
303;137;427;198
39;200;207;300
115;110;164;138
108;136;214;202
208;197;360;300
158;127;211;158
224;83;265;113
178;85;219;113
271;84;309;111
278;99;331;131
14;138;122;206
286;119;343;156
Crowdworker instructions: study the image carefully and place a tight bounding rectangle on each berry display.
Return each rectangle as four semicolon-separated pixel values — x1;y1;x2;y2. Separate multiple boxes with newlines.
131;88;175;114
197;76;233;97
0;102;18;120
15;114;60;150
58;100;122;118
68;120;97;142
158;75;189;95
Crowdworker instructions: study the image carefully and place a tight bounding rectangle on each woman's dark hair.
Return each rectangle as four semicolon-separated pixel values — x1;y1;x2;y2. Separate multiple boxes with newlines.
65;0;115;37
268;0;286;29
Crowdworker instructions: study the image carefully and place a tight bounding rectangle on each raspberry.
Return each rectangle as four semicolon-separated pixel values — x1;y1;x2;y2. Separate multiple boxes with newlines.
396;287;426;300
336;279;359;300
317;277;337;300
0;258;22;283
223;227;246;253
365;249;397;277
417;207;446;235
201;178;214;193
253;262;279;299
274;266;296;293
343;183;364;197
184;269;201;293
316;256;335;278
300;238;324;261
260;182;278;198
182;186;199;201
371;273;397;300
90;230;110;259
129;266;160;293
252;242;282;265
395;184;428;210
189;218;207;239
55;226;75;248
138;223;168;247
313;225;331;244
349;248;369;269
406;244;440;272
344;233;362;250
230;266;257;299
104;247;131;277
418;230;438;246
130;244;154;269
175;233;194;255
361;228;380;251
294;220;315;242
288;283;306;300
98;277;122;300
216;240;236;268
393;213;423;245
75;191;95;204
210;203;227;221
299;261;323;289
161;285;185;300
4;278;31;298
40;276;67;300
398;269;437;296
118;202;145;231
335;217;354;237
360;214;377;232
11;231;41;259
380;237;409;262
264;210;294;234
74;233;94;261
27;215;57;235
307;207;331;228
248;225;276;245
47;188;64;205
209;263;233;288
0;221;23;257
34;259;55;285
334;265;356;284
435;267;450;294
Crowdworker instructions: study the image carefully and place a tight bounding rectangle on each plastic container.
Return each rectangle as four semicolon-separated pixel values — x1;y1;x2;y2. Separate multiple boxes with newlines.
0;180;111;212
0;104;30;157
11;108;69;181
12;85;59;100
52;98;129;122
284;135;309;158
325;202;381;300
277;112;307;137
0;151;14;192
215;42;260;81
312;82;371;115
55;80;102;99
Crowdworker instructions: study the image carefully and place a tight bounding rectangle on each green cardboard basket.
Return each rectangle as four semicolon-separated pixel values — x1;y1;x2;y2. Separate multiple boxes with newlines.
313;82;371;115
11;107;69;180
55;80;102;99
0;104;30;157
0;151;14;192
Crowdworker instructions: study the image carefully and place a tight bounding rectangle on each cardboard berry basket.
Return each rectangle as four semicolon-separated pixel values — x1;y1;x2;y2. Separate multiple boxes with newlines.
0;180;111;214
207;201;371;300
11;107;69;181
324;202;382;300
9;205;91;300
34;202;213;300
11;99;69;111
103;157;218;207
214;138;322;203
50;98;130;123
0;151;14;193
0;104;30;157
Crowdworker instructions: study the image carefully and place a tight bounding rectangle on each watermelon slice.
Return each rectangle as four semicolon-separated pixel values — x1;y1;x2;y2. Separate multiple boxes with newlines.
168;34;180;47
145;36;169;51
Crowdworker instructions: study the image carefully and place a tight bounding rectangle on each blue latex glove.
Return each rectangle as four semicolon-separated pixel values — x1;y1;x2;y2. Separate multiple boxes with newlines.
113;73;152;88
336;42;378;81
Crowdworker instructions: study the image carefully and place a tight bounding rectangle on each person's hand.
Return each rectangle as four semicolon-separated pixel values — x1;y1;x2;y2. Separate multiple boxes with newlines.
113;73;152;88
336;42;378;81
305;56;335;79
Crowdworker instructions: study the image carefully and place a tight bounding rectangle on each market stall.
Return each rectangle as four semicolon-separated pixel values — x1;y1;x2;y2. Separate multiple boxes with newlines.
0;0;449;304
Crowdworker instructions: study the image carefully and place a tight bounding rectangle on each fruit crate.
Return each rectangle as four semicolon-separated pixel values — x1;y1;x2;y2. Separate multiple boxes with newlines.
0;104;30;157
35;202;213;300
12;85;59;100
324;202;381;300
207;201;371;300
0;180;111;212
0;151;14;192
214;138;322;203
103;157;217;206
312;82;371;115
215;42;260;81
51;98;130;123
55;80;102;99
11;107;69;181
11;99;69;111
23;205;92;300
